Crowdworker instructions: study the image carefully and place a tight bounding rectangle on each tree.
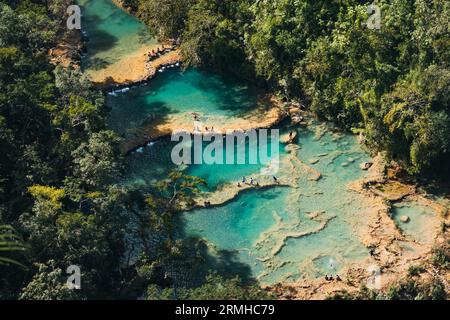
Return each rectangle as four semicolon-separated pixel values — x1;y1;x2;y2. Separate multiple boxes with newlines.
19;260;82;300
0;225;25;268
71;131;123;189
137;0;196;40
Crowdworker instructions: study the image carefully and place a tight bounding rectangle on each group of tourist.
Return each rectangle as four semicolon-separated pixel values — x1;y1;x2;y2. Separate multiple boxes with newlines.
237;176;280;188
193;123;215;133
147;45;174;62
325;274;342;282
147;47;163;61
191;113;217;133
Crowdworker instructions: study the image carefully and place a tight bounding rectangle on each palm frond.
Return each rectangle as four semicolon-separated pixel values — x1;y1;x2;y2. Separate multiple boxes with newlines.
0;225;27;269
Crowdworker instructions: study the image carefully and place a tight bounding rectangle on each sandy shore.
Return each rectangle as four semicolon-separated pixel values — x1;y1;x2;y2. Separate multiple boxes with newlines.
88;46;182;87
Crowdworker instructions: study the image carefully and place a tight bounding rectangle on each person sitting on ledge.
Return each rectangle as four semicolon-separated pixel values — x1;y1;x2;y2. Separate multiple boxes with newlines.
192;112;199;121
237;182;241;187
242;177;246;183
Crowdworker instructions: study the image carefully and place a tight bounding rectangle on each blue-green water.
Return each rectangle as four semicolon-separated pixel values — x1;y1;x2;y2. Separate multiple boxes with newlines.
123;129;285;191
392;202;440;245
78;0;156;70
122;117;374;284
107;68;262;137
179;126;372;284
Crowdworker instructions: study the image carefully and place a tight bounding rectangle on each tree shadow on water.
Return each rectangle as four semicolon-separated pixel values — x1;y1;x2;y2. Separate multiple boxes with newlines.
173;214;258;288
108;93;173;135
187;69;264;115
83;13;120;56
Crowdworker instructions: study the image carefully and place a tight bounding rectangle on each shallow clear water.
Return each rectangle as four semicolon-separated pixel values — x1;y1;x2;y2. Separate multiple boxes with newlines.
392;202;440;245
179;126;372;284
78;0;156;70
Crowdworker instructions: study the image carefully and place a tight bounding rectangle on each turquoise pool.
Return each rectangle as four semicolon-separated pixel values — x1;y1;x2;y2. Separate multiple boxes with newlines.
78;0;157;70
106;68;261;137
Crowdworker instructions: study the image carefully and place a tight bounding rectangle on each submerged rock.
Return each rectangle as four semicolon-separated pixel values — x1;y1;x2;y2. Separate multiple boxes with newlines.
285;144;300;153
400;215;410;223
317;153;328;157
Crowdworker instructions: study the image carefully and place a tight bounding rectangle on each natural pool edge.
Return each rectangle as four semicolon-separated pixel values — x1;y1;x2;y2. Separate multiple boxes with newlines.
265;153;449;299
